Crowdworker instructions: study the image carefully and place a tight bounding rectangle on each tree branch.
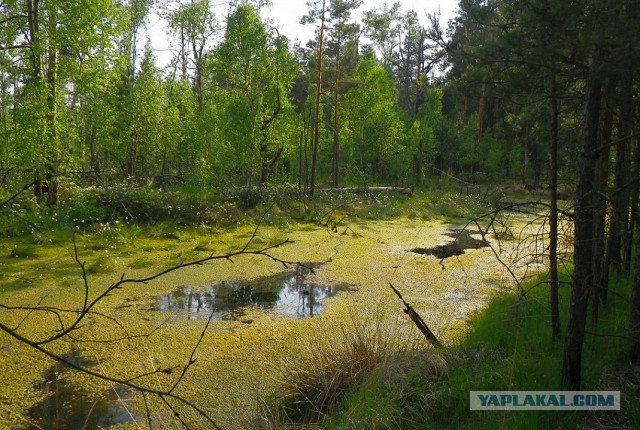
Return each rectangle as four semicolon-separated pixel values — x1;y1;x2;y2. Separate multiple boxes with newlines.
0;209;300;428
389;283;441;348
0;180;36;208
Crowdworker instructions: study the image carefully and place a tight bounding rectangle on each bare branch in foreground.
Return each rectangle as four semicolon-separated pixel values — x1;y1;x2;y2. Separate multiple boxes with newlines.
0;210;302;428
451;201;574;299
0;180;36;208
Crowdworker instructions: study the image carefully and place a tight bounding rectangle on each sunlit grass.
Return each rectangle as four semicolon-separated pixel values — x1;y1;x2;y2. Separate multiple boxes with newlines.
315;271;640;430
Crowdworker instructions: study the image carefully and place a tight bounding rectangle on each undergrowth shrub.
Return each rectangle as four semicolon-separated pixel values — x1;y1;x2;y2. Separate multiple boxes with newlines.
234;184;303;211
65;192;109;225
254;314;430;428
0;194;59;236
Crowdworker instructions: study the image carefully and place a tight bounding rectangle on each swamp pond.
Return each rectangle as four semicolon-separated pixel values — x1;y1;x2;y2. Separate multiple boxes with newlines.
0;217;532;428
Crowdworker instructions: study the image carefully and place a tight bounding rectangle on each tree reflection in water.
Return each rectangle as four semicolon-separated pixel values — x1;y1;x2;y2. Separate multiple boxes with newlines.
26;349;134;430
155;264;353;320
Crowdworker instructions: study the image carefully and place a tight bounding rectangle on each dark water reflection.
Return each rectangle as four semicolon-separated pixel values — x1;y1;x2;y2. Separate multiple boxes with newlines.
155;265;353;320
411;229;490;259
25;351;134;430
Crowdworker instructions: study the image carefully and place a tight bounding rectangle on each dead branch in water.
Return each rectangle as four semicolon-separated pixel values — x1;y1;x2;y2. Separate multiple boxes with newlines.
389;283;441;348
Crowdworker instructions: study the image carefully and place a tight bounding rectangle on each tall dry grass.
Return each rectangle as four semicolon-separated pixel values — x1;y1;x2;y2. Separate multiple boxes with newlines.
252;309;443;429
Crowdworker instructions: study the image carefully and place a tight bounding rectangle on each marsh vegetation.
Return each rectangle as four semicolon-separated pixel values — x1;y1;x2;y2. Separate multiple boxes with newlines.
0;190;526;429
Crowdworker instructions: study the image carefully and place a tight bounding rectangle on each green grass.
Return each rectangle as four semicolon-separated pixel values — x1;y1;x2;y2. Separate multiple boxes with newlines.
7;245;39;258
286;272;640;430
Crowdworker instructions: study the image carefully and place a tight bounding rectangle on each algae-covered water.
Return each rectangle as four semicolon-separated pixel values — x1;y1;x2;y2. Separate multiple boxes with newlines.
0;218;524;428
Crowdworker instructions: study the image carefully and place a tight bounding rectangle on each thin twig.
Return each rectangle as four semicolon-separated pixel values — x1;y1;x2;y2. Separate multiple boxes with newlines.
169;309;216;394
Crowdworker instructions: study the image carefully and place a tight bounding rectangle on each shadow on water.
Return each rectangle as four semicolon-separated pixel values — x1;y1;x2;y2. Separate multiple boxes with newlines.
25;349;135;430
155;264;354;321
411;229;490;259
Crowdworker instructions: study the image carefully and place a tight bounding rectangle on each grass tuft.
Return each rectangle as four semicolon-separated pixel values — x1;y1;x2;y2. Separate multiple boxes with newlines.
256;314;412;427
9;245;38;258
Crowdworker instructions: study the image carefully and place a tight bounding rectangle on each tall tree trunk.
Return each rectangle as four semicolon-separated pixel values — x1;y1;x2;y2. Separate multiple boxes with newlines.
625;135;640;273
0;74;7;156
332;94;339;188
27;0;41;81
414;30;426;187
618;77;634;274
304;106;311;194
478;80;487;136
298;116;304;193
89;125;100;179
44;4;58;206
192;40;203;110
590;79;613;324
416;139;424;187
309;0;326;197
27;0;43;200
180;26;188;80
605;79;633;279
630;142;640;362
549;71;560;339
522;133;529;188
562;58;603;390
331;26;342;189
332;64;340;188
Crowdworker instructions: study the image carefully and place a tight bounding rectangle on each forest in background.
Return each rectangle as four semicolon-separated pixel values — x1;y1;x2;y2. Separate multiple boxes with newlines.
1;0;640;422
2;0;597;203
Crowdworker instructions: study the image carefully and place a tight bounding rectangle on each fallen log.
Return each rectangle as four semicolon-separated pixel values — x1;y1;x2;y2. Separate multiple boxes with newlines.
318;187;413;196
389;283;441;348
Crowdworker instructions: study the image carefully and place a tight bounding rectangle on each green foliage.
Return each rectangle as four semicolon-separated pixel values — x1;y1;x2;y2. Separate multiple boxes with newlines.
0;0;561;200
65;193;110;226
116;47;182;181
342;52;406;185
166;0;216;49
209;3;299;188
0;194;59;237
100;184;197;223
0;0;127;205
0;0;636;203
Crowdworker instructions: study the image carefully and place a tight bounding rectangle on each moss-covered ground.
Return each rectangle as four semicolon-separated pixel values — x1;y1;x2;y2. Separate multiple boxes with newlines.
0;205;520;428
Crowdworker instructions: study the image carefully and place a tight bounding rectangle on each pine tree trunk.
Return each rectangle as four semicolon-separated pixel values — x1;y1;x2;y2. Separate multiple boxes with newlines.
549;71;560;338
630;161;640;362
590;80;613;324
309;0;326;197
562;59;603;390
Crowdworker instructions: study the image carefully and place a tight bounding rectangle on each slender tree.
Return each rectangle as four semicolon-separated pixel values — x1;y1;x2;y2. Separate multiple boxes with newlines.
325;0;362;188
165;0;218;110
302;0;328;196
212;3;297;188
